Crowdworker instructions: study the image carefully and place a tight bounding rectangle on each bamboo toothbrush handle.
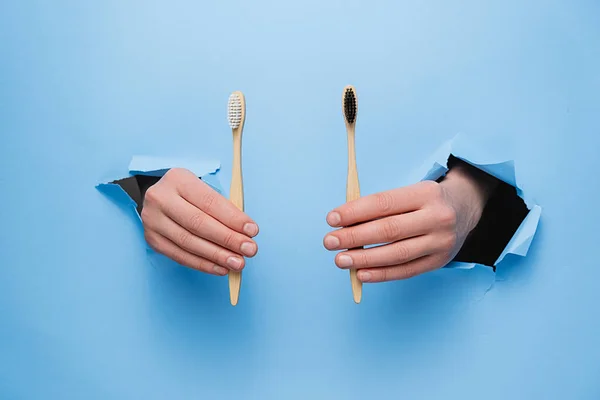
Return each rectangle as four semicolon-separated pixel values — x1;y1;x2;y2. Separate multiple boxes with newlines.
346;126;363;304
229;131;244;306
347;128;360;201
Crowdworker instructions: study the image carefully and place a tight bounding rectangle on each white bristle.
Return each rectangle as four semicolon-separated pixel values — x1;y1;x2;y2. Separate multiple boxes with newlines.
228;93;242;129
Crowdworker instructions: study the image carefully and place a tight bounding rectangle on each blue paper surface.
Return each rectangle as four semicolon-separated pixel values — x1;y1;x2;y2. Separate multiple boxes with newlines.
2;1;600;399
128;155;220;180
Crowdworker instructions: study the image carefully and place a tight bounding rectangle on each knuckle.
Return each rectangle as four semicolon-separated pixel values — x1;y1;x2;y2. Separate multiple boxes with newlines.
164;167;186;181
422;179;441;195
438;252;453;267
440;254;453;267
436;242;455;264
211;248;222;263
359;252;371;268
222;231;236;248
228;210;243;227
190;257;212;272
380;218;401;242
144;230;158;249
433;254;449;270
402;265;421;279
188;213;206;233
172;251;189;267
213;249;236;269
379;268;388;282
346;228;359;248
441;232;457;252
423;180;444;202
343;205;357;222
200;191;217;213
177;176;207;199
424;179;440;189
140;207;151;223
177;231;192;249
394;243;411;263
143;186;160;206
438;205;457;227
375;192;395;213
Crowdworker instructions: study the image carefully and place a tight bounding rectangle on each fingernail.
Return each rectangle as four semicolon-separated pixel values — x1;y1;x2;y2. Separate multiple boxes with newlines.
227;257;243;270
327;212;341;226
337;254;353;268
324;235;340;250
358;271;372;282
240;242;257;257
243;223;259;237
213;265;228;275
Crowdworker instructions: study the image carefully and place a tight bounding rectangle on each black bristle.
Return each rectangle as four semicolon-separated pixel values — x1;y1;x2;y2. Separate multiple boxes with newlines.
343;88;357;124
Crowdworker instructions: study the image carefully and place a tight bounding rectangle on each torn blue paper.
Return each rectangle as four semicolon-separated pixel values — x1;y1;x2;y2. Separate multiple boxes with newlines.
96;178;143;225
129;155;223;195
128;155;219;180
96;155;222;225
410;134;542;270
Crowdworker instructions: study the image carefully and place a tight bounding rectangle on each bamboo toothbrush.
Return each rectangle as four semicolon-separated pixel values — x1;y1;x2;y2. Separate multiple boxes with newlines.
342;85;363;304
228;91;246;306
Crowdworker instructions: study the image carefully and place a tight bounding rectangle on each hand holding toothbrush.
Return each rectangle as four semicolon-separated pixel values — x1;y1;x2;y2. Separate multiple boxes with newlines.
323;163;497;283
141;167;259;276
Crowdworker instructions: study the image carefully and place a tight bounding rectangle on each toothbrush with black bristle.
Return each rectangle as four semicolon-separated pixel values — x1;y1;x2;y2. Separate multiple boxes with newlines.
342;85;363;304
227;91;246;306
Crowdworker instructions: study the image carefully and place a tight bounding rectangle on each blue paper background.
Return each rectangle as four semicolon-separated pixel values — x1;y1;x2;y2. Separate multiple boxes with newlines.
1;1;598;398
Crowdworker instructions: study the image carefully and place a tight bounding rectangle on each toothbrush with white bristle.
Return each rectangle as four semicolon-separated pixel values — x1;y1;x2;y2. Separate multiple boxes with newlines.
227;91;246;306
342;85;363;304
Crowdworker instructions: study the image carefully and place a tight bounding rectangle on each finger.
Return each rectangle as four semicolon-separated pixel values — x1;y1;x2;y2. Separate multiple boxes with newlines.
326;181;438;227
324;210;432;250
334;235;436;269
356;254;446;283
144;230;229;276
160;195;258;258
146;213;246;271
176;171;259;237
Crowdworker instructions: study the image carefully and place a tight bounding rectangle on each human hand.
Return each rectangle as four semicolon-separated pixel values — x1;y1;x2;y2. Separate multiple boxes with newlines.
323;167;493;282
141;168;259;276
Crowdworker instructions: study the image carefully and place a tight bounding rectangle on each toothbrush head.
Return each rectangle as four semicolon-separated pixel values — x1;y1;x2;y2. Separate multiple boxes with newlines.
343;85;357;125
228;91;245;130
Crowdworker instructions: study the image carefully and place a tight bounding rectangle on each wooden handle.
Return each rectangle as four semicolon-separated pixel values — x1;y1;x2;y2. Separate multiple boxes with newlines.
346;125;362;304
229;131;243;306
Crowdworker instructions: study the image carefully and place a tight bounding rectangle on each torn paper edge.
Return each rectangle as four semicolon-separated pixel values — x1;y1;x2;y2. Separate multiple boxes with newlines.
95;156;222;225
408;133;542;270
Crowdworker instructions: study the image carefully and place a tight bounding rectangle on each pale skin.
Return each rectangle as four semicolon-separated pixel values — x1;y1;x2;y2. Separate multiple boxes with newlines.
323;164;496;282
141;168;259;276
141;164;494;282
